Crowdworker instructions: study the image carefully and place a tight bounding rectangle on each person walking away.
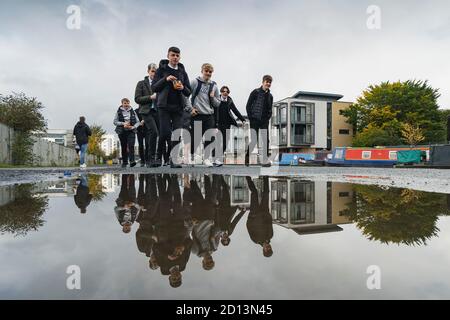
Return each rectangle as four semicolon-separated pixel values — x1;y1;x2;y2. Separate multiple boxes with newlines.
245;75;274;167
73;116;92;169
114;98;144;168
151;46;192;168
216;86;246;164
135;63;159;167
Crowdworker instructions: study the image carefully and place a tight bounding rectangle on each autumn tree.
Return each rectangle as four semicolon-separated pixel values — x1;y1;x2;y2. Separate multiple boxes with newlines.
87;124;106;159
341;80;446;147
401;123;425;145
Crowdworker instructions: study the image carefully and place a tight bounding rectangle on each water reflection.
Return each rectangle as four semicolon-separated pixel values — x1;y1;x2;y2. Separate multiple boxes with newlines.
1;173;450;288
341;185;450;245
0;184;48;237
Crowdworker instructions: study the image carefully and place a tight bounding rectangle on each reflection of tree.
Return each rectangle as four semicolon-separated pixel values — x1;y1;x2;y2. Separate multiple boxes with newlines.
87;174;106;201
341;185;450;246
0;184;49;236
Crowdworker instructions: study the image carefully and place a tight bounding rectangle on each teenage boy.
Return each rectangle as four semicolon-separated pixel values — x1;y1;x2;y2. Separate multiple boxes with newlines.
245;75;274;167
135;63;158;167
189;63;221;167
114;98;144;168
151;47;192;168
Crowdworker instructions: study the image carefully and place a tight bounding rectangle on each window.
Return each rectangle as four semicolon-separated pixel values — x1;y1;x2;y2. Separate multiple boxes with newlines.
280;125;287;144
306;104;313;123
272;106;279;125
339;129;350;135
279;104;287;123
389;151;397;160
335;149;344;159
362;151;371;159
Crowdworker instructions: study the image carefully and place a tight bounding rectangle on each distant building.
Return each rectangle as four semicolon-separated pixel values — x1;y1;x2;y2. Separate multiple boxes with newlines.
224;116;258;164
101;134;119;157
41;129;74;147
271;91;353;154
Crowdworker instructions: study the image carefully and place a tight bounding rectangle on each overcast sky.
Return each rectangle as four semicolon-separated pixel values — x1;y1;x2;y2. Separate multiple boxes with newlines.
1;0;450;133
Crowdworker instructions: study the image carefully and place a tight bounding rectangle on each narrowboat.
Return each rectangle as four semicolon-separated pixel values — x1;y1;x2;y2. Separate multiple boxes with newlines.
327;146;430;167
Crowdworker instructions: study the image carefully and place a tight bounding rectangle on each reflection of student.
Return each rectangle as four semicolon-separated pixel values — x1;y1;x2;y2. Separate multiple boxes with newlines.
135;174;159;269
115;174;140;234
74;174;92;214
184;175;220;270
214;175;246;246
246;176;273;257
153;174;192;288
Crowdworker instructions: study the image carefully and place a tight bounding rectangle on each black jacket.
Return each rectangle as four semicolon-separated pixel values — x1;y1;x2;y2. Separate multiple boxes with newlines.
151;59;191;110
246;87;273;123
246;177;273;245
216;96;245;128
74;185;92;212
73;121;92;145
134;76;155;116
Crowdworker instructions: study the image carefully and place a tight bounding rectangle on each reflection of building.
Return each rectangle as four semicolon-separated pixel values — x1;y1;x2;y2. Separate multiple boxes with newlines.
40;181;75;197
228;177;353;235
41;129;74;147
271;91;353;154
102;174;119;193
229;176;250;206
101;134;119;157
269;179;352;234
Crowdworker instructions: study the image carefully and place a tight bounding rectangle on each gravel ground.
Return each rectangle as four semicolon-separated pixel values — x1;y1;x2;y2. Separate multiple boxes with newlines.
1;165;450;193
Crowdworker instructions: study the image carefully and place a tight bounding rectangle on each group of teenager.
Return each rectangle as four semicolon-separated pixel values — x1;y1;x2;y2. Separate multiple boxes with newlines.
113;173;273;288
114;46;274;168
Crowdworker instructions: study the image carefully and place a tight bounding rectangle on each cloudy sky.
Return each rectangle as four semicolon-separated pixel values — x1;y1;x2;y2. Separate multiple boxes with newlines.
1;0;449;133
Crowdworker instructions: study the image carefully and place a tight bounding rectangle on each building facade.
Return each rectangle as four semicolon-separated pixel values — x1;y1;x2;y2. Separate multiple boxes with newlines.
101;134;119;157
271;91;353;154
41;129;74;147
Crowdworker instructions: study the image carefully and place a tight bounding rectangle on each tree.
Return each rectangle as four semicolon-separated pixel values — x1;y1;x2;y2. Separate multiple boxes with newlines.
341;80;446;146
401;123;425;145
352;125;402;147
87;124;106;159
0;93;47;165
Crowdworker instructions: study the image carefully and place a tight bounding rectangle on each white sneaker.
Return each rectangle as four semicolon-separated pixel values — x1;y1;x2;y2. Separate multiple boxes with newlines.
80;163;87;169
213;159;223;167
203;159;214;167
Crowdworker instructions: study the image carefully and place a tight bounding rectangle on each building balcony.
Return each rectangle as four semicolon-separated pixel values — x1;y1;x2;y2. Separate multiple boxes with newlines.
291;135;313;145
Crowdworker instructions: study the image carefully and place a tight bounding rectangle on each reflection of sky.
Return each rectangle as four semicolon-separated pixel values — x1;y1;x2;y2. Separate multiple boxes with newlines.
1;180;450;299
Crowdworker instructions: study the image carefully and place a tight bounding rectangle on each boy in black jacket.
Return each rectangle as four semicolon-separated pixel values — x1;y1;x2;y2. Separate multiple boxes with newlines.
151;47;192;168
245;75;273;167
73;116;92;169
135;63;158;167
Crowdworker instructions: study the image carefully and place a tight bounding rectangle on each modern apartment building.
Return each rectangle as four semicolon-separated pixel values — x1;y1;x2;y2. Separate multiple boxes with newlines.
271;91;353;154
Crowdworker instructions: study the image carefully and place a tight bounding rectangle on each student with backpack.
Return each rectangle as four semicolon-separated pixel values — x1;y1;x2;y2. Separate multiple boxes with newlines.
189;63;221;167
